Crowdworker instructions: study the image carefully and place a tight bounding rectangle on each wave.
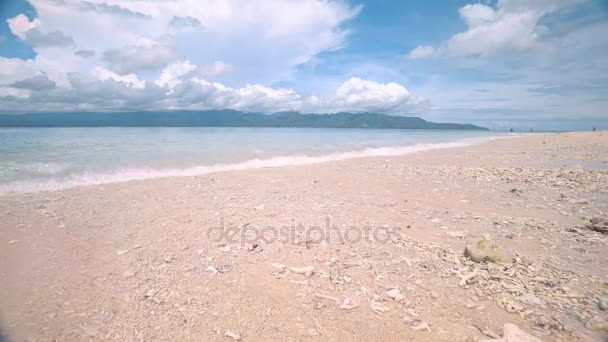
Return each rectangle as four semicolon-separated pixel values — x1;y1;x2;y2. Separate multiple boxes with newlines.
0;135;506;195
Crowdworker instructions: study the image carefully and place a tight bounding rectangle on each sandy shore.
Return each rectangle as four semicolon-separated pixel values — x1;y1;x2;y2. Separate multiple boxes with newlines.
0;131;607;341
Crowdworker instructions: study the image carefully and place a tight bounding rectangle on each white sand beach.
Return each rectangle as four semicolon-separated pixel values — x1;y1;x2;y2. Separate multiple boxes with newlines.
1;131;607;341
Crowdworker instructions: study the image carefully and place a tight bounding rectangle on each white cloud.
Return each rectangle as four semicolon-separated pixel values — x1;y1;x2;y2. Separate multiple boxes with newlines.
0;67;426;116
103;37;174;74
6;0;359;84
155;60;234;93
0;58;39;86
408;45;435;59
329;77;425;114
92;67;145;89
155;60;198;91
6;14;40;39
446;0;588;56
7;14;73;47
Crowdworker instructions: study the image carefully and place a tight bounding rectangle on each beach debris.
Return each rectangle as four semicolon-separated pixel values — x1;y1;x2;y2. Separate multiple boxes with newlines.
8;240;19;244
289;266;314;277
163;254;174;263
219;245;231;253
464;239;505;263
386;288;404;302
496;295;523;313
411;320;431;332
338;298;358;310
116;249;129;256
480;323;541;342
216;265;232;273
206;266;219;275
586;217;608;233
599;298;608;311
314;293;339;304
246;243;263;253
446;230;467;238
472;323;500;339
370;295;388;314
458;269;479;287
254;204;265;210
224;330;241;341
343;273;352;284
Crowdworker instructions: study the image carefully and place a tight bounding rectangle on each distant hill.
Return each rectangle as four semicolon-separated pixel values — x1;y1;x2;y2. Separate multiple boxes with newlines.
0;110;488;130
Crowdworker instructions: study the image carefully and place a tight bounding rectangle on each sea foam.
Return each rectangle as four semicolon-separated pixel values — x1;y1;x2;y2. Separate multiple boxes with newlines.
0;136;504;195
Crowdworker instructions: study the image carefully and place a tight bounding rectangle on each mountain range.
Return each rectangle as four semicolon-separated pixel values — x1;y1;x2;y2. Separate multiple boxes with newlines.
0;110;488;130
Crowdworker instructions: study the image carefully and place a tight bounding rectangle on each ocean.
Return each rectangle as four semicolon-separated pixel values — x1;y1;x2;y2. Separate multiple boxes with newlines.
0;127;510;194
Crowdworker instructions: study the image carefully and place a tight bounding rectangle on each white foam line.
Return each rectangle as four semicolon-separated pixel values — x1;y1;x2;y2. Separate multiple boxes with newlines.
0;135;509;195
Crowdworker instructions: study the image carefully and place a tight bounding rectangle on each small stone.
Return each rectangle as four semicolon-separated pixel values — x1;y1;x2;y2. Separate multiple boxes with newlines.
599;298;608;311
217;264;232;273
219;245;231;253
116;250;129;256
464;239;506;263
163;254;174;263
386;288;404;302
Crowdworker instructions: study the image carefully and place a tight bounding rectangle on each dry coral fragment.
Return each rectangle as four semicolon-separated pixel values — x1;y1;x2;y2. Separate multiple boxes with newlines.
386;288;404;302
289;266;314;277
480;323;541;342
339;298;358;310
370;295;388;314
411;320;431;332
314;293;339;303
458;269;479;287
224;330;241;341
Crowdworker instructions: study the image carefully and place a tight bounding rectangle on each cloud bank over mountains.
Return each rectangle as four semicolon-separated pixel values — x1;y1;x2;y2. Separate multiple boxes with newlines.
1;0;427;114
0;0;606;129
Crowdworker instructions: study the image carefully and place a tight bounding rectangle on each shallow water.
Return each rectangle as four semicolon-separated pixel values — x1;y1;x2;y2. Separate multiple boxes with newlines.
0;127;511;194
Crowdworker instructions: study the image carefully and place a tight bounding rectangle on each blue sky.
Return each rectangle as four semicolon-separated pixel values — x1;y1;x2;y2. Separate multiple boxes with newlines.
0;0;607;130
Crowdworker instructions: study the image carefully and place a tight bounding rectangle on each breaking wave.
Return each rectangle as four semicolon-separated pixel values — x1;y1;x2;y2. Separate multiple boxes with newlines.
0;136;505;195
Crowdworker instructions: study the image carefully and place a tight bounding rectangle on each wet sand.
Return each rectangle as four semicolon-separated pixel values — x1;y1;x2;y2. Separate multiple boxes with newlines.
0;131;607;341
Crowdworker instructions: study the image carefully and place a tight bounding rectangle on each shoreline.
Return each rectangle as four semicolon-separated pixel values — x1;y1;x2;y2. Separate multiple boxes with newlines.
0;132;522;196
0;131;607;341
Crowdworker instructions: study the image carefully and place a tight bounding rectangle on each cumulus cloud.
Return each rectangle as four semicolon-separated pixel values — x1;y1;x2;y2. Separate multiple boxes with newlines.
4;0;359;85
91;67;145;89
0;65;426;116
102;37;174;74
412;0;589;58
10;75;56;90
155;60;198;91
329;78;425;114
155;60;234;93
408;45;434;59
7;14;73;47
447;0;587;56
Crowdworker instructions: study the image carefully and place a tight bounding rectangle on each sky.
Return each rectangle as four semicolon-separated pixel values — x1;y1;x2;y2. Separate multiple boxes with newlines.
0;0;607;130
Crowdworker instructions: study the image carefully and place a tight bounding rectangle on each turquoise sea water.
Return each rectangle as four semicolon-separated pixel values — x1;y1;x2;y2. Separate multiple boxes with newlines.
0;127;510;194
